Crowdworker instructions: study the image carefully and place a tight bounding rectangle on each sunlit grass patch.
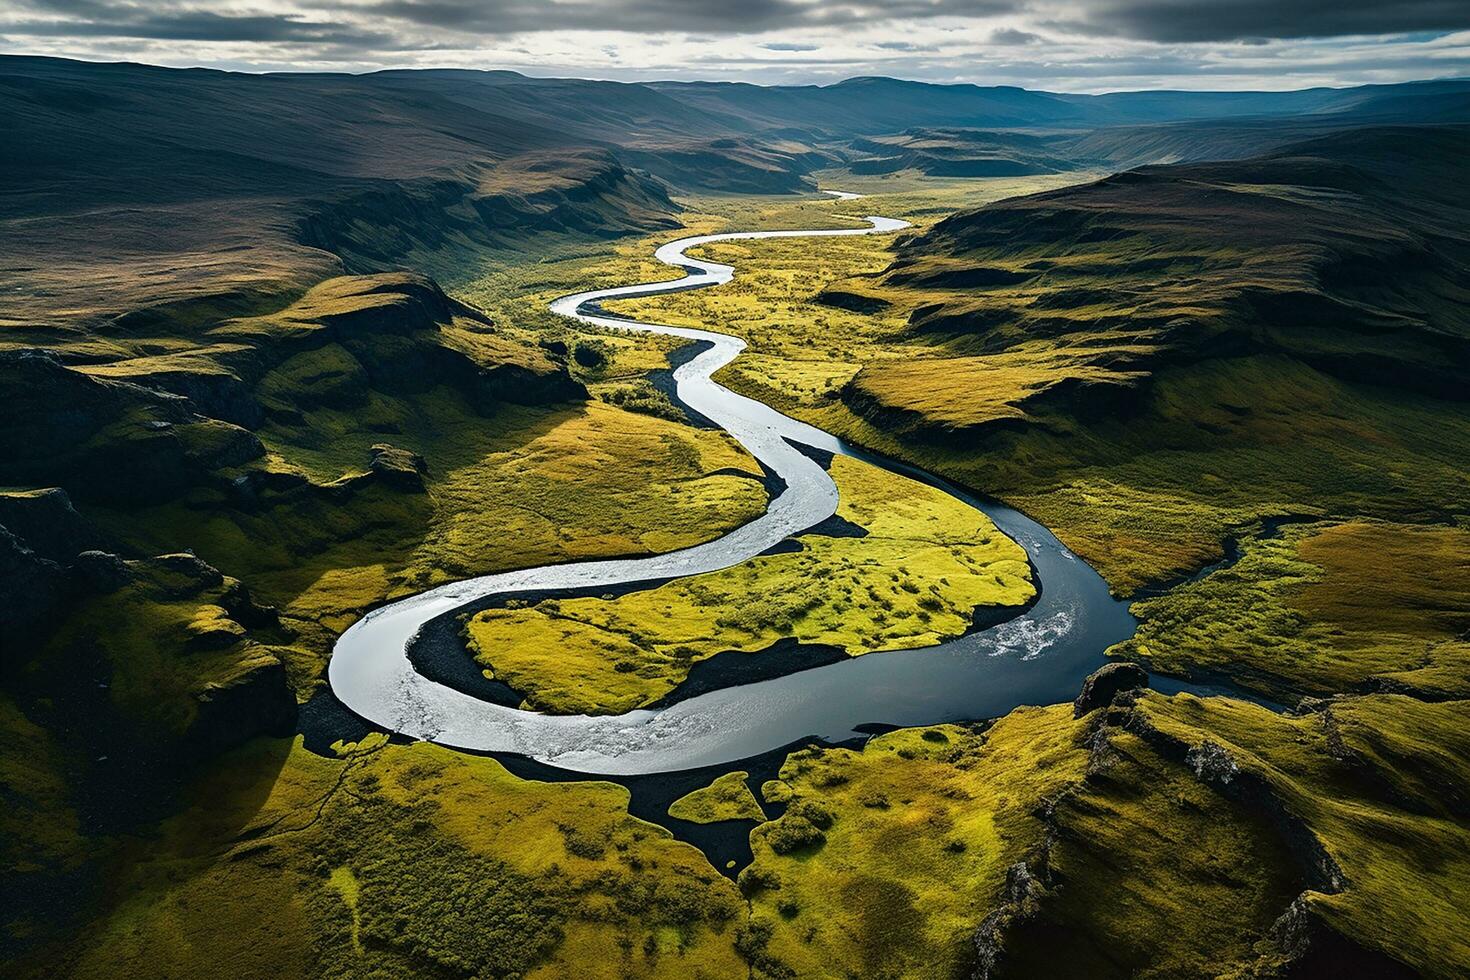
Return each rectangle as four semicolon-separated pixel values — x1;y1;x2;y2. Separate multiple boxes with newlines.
56;735;745;979
741;711;1086;978
667;771;765;824
466;453;1033;714
1114;519;1470;700
92;400;768;686
1137;692;1470;977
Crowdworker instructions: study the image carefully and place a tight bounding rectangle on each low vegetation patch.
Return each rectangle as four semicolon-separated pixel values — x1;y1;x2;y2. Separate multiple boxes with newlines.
34;735;745;980
741;714;1087;978
466;453;1033;714
1111;517;1470;702
667;772;766;824
1113;519;1470;701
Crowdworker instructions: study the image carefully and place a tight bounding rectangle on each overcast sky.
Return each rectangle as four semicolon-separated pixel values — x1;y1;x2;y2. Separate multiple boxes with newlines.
2;1;1467;92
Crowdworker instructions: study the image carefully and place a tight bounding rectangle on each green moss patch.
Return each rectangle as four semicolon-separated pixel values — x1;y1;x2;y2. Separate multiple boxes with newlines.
667;772;765;824
1113;519;1470;700
1135;692;1470;978
45;735;745;980
466;453;1033;714
740;713;1087;979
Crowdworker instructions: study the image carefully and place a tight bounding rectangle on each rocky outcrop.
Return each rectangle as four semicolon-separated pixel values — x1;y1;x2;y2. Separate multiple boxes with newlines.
239;273;587;413
0;350;265;505
0;489;125;640
1073;662;1149;717
0;525;67;642
8;549;297;834
1119;706;1347;897
184;651;297;764
368;443;429;492
118;363;265;429
1266;895;1419;979
972;861;1047;980
0;488;98;563
1;274;582;511
1185;739;1241;784
1105;699;1420;978
71;550;132;594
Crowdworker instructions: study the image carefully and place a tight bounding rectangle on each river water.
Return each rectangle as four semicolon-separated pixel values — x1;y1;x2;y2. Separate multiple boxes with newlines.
326;193;1136;775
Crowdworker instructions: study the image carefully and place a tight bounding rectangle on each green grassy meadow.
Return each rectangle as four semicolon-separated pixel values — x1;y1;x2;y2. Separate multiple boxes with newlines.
5;137;1469;979
465;453;1033;713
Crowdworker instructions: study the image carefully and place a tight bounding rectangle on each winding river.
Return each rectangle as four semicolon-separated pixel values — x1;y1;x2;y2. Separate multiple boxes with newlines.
327;191;1137;775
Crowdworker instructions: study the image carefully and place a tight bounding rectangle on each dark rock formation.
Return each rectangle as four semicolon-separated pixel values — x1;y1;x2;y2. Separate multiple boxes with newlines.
972;861;1046;980
184;653;297;764
0;524;67;641
0;350;265;505
1267;895;1419;979
1186;739;1241;785
153;552;226;588
0;488;97;563
1073;662;1149;717
123;365;264;429
368;443;430;492
71;550;132;594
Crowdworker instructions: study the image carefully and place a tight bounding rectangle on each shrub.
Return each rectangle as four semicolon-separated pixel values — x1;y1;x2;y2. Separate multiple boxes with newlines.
764;815;826;855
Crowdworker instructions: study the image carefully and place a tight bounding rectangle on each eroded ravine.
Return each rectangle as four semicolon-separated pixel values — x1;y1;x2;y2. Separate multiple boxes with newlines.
327;192;1136;775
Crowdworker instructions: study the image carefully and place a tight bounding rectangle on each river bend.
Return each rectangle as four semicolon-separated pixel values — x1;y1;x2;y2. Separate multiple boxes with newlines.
327;192;1135;775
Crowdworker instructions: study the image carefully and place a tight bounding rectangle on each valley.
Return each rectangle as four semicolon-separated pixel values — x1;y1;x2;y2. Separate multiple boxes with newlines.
3;52;1469;980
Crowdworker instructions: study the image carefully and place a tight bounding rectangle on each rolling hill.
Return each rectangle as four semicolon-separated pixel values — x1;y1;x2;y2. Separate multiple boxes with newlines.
822;126;1470;605
5;56;1467;344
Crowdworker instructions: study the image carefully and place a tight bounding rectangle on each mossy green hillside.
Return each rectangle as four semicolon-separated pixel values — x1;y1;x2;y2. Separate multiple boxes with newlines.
1113;519;1470;701
1133;692;1470;978
605;140;1470;598
26;693;1372;980
0;693;92;950
93;400;768;683
668;772;766;824
736;686;1470;979
992;716;1301;978
18;553;295;742
2;234;772;973
24;735;744;980
739;714;1087;978
836;356;1470;597
741;711;1298;978
466;453;1033;714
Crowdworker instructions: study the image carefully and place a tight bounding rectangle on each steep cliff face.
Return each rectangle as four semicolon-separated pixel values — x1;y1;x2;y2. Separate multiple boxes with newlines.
0;350;264;506
3;546;299;830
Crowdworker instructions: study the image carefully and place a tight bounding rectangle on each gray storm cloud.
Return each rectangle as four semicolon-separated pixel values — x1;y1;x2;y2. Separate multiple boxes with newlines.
1;0;1466;88
6;0;1467;45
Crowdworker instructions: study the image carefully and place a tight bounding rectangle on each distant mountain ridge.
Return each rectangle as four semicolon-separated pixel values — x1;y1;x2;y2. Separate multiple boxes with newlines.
3;55;1467;348
844;125;1470;443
